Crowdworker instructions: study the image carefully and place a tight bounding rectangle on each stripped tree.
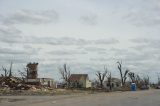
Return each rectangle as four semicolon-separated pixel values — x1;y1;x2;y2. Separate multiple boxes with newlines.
1;62;13;77
143;75;150;86
158;74;160;85
18;68;29;79
0;62;17;88
59;64;71;88
107;72;112;91
96;67;108;89
1;66;8;77
117;61;129;86
135;74;141;84
128;72;135;83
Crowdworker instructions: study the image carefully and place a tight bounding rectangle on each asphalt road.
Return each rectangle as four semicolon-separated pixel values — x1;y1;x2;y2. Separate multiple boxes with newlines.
0;89;160;106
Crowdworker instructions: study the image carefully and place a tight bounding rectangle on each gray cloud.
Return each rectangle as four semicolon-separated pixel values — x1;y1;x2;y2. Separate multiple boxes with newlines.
107;43;160;80
84;47;106;52
24;37;90;45
0;48;26;55
130;38;160;49
80;13;98;25
1;9;59;25
0;53;44;65
0;25;22;43
0;21;119;46
0;43;41;66
110;46;156;62
0;43;40;56
48;49;87;55
24;36;119;45
83;46;108;55
90;58;110;62
122;0;160;26
49;58;75;62
130;38;151;44
0;54;29;64
93;38;119;45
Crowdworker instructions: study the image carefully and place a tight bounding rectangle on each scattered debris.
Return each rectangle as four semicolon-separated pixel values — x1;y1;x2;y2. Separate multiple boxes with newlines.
0;62;55;93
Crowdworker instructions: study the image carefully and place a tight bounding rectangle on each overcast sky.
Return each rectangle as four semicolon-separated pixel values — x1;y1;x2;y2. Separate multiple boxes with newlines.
0;0;160;82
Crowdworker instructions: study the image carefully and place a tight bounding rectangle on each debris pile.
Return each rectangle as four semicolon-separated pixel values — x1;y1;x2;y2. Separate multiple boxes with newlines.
0;76;31;90
0;62;54;92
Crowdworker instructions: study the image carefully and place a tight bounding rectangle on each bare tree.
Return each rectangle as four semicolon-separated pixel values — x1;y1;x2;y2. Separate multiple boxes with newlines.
9;62;13;77
92;79;100;88
1;62;13;77
158;76;160;85
128;73;150;89
135;74;141;84
1;66;8;77
128;72;147;89
0;62;17;88
59;64;71;88
18;68;28;79
128;72;135;83
117;61;129;86
107;72;112;91
157;73;160;85
143;75;150;85
96;67;108;89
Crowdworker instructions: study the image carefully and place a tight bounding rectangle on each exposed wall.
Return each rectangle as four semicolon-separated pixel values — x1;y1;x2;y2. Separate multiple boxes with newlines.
26;62;38;79
86;79;92;88
79;76;91;88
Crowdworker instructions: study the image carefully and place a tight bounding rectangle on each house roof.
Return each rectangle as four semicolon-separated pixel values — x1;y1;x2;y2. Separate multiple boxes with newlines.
105;77;121;83
110;78;121;83
69;74;88;82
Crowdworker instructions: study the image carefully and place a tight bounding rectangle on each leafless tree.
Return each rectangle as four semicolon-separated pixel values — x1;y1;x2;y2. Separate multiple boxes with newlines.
117;61;129;86
18;68;28;79
1;66;8;77
1;62;13;77
128;72;145;89
158;77;160;85
59;64;71;88
134;74;142;88
143;75;150;85
157;73;160;85
107;72;112;91
96;67;108;88
92;79;100;88
9;62;13;77
128;72;135;83
135;74;141;84
0;62;17;88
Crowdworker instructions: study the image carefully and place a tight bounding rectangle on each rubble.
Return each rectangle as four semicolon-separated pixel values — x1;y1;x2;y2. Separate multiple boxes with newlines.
0;62;54;92
0;76;30;90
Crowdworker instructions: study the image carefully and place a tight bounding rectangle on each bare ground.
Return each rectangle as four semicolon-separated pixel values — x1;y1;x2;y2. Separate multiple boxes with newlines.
0;89;160;106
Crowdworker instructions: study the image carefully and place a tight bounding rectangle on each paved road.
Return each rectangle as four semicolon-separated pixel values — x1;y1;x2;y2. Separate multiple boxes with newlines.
0;89;160;106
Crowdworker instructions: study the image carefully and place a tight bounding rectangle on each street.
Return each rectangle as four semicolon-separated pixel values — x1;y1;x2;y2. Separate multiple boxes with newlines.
0;89;160;106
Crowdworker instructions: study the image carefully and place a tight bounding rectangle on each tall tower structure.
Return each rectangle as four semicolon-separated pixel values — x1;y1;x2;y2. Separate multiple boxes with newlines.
26;62;38;79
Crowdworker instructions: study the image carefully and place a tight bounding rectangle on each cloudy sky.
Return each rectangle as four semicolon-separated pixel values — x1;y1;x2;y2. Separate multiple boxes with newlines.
0;0;160;82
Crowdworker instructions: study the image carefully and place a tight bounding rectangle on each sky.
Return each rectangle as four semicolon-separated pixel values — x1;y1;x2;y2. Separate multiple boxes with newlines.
0;0;160;82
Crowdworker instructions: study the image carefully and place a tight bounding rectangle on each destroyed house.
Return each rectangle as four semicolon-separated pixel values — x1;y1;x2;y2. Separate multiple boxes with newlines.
69;74;91;88
24;78;54;87
26;62;38;79
24;62;54;88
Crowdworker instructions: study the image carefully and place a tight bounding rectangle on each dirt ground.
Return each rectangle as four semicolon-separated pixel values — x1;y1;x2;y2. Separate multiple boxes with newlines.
0;89;160;106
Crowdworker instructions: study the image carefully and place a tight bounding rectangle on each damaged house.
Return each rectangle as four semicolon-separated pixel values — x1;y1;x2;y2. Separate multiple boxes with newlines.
103;78;121;90
24;62;54;88
69;74;92;88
